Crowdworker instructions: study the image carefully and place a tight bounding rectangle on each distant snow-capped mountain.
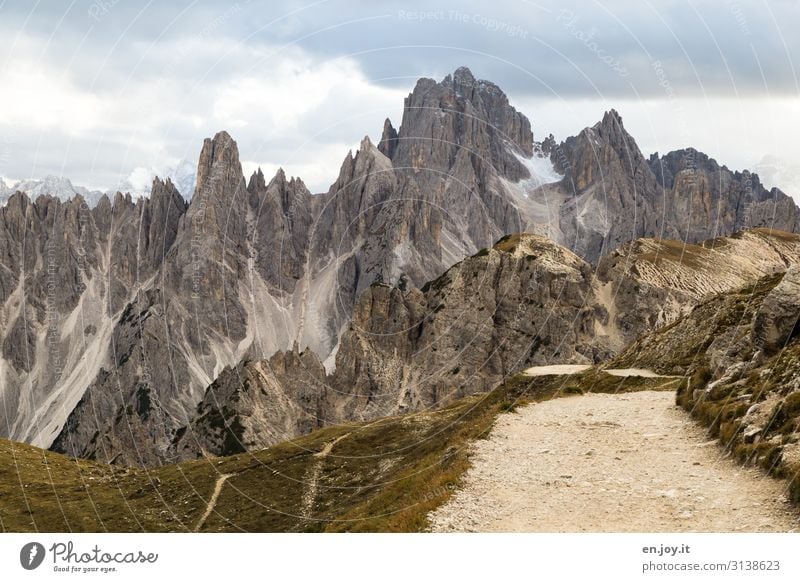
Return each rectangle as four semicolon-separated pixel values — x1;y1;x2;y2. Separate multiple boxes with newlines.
0;178;11;204
0;175;106;206
115;158;197;200
0;159;197;208
169;158;197;200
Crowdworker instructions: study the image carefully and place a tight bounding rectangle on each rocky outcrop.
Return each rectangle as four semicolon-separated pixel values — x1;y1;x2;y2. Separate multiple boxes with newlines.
174;344;328;459
330;233;605;423
596;229;800;347
752;265;800;353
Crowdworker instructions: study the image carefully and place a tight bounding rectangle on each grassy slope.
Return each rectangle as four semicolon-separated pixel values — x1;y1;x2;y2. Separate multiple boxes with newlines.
0;370;684;533
4;257;795;533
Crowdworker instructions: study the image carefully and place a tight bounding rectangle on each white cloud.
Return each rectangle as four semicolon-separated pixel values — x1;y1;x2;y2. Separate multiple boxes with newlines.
0;59;103;135
754;155;800;202
242;140;361;193
123;167;158;193
0;32;403;193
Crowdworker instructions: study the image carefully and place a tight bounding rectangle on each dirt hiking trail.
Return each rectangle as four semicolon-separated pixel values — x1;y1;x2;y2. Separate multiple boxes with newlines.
194;473;232;532
428;391;800;532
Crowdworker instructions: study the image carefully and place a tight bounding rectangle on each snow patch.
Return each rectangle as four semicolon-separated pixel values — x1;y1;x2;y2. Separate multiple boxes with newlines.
117;158;197;200
498;149;568;244
11;175;106;206
507;151;563;199
322;338;340;374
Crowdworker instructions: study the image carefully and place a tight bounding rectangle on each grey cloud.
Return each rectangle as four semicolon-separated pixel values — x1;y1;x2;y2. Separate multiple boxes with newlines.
6;0;797;97
1;0;798;193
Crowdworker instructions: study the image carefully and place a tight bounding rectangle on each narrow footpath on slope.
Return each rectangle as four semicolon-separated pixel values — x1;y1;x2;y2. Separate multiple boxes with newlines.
194;473;233;532
428;390;800;532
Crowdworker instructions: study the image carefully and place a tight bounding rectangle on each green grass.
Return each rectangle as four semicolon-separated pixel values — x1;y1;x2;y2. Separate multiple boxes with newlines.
0;438;217;532
0;364;689;533
0;379;524;532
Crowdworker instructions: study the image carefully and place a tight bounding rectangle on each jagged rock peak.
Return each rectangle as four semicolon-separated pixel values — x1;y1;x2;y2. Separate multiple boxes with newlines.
150;176;187;211
441;66;512;110
95;193;112;211
441;66;478;90
378;118;398;159
264;167;308;192
600;108;623;128
453;65;476;83
588;109;633;144
354;135;389;164
394;66;533;177
112;191;133;208
195;130;241;192
151;175;177;194
359;135;374;151
564;108;646;175
248;167;266;192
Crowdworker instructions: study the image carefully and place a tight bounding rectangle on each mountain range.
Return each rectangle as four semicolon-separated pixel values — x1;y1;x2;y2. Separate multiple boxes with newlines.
0;159;197;208
1;66;798;468
0;175;107;207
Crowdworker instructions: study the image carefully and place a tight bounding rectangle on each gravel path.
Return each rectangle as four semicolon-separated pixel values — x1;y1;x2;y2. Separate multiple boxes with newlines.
428;391;800;532
523;364;591;376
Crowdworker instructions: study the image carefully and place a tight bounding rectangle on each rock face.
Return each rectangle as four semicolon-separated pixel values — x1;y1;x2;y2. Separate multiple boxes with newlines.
176;229;800;460
548;111;800;262
0;181;186;450
2;67;800;466
330;234;604;423
174;345;328;459
752;265;800;353
596;229;800;347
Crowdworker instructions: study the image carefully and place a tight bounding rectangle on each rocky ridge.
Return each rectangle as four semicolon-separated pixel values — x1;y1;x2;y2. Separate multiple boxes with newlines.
1;67;799;466
175;229;800;461
548;112;800;262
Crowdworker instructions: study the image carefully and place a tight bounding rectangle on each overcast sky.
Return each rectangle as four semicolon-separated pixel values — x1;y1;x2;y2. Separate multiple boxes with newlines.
1;0;798;198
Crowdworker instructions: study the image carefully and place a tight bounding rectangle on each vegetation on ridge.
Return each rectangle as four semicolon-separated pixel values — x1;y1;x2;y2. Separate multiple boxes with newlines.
0;367;686;533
